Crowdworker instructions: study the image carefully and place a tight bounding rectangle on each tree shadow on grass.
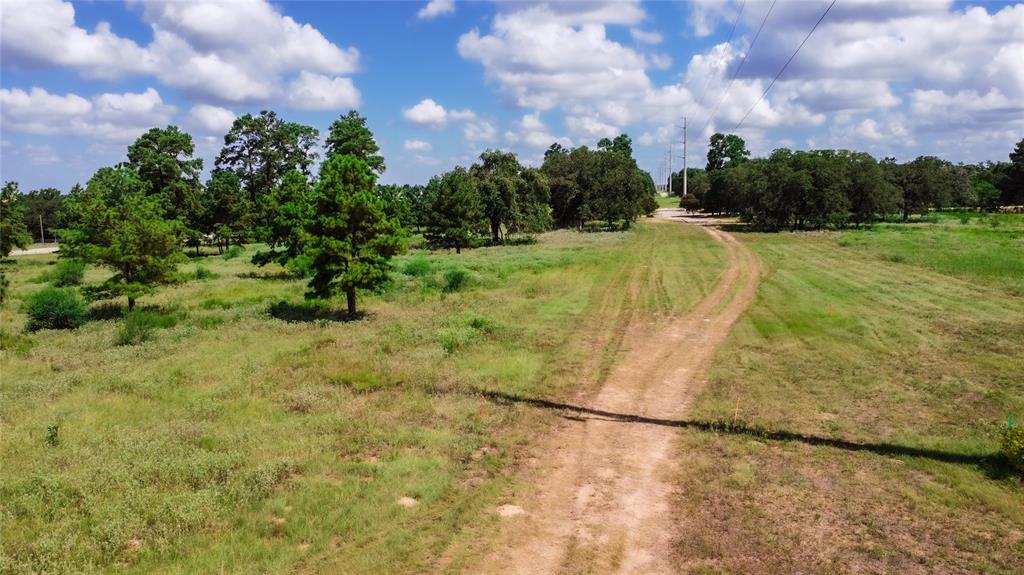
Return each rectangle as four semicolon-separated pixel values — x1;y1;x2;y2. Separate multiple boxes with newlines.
477;389;1015;480
88;301;125;321
267;300;361;323
238;270;299;281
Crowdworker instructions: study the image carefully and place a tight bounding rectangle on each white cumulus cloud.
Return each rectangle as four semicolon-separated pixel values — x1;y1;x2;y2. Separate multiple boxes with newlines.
0;86;175;142
286;72;361;110
0;0;362;106
188;104;236;134
418;0;455;20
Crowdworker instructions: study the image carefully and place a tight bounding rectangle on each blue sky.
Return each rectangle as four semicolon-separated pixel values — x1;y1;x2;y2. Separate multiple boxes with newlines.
2;0;1023;192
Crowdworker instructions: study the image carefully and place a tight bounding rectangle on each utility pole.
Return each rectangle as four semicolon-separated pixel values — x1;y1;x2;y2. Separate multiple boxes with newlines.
667;143;673;197
682;116;688;199
39;214;45;244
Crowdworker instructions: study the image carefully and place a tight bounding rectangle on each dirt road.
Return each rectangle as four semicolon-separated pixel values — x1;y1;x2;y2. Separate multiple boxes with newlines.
467;209;760;574
8;246;59;256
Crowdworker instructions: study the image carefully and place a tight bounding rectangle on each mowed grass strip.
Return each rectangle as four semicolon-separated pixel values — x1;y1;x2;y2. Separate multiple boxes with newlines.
671;216;1024;574
0;220;725;574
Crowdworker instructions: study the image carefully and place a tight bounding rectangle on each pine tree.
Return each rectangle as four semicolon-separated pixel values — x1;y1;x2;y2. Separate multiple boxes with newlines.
304;155;404;318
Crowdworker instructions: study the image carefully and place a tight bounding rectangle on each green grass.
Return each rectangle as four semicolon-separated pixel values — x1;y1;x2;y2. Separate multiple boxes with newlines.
0;220;726;574
671;216;1024;573
836;212;1024;295
655;195;679;209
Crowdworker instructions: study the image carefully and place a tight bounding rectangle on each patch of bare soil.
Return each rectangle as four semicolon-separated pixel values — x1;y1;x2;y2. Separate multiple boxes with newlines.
464;209;760;574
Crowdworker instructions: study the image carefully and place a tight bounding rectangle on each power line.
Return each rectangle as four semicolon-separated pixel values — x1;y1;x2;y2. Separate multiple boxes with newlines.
732;0;838;132
701;0;777;136
694;0;746;112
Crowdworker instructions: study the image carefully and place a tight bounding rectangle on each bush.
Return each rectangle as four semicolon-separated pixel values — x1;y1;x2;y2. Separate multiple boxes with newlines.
24;287;88;331
116;309;179;346
443;268;470;293
402;256;431;277
1003;422;1024;473
51;259;85;287
192;265;218;281
223;245;244;260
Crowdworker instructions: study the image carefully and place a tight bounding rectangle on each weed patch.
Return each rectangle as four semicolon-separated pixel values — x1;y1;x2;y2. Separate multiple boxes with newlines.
117;309;181;345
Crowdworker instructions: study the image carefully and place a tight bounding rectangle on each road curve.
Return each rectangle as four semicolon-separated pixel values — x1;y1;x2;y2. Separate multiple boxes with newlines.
464;208;761;574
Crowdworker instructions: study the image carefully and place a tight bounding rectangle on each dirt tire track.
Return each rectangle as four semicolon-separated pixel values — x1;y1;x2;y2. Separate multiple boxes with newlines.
465;209;761;574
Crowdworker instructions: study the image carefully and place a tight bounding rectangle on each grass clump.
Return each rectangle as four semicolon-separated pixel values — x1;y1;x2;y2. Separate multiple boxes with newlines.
223;245;245;260
24;286;88;331
443;268;470;292
50;259;86;287
116;309;180;346
193;265;218;281
1003;421;1024;473
402;256;432;277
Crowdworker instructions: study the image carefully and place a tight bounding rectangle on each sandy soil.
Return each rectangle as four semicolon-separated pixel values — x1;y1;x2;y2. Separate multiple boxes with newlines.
8;246;60;256
466;209;760;574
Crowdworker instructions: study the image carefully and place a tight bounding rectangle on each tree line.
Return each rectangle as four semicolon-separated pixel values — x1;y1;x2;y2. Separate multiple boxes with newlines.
670;134;1024;230
1;111;658;317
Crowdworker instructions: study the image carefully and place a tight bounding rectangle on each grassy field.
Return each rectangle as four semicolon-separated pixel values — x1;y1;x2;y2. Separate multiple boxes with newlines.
672;214;1024;573
0;220;726;574
655;195;680;209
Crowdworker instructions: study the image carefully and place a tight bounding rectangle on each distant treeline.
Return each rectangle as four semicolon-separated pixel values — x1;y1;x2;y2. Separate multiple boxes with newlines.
0;110;656;313
670;133;1024;230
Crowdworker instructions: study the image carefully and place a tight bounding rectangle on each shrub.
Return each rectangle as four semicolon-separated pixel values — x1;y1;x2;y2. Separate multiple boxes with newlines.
1003;421;1024;473
0;271;8;304
116;309;179;346
443;268;470;292
193;265;218;281
402;256;431;277
223;245;244;260
51;259;85;287
24;287;88;331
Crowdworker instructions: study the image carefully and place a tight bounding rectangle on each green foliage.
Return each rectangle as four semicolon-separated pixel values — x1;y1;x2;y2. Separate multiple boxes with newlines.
18;186;63;243
127;126;204;246
1006;137;1024;206
223;244;244;260
192;265;217;281
597;134;634;159
117;309;180;346
374;184;416;229
471;150;552;242
57;166;184;310
304;155;405;317
24;286;88;331
202;170;251;250
706;133;750;171
541;144;654;230
46;423;60;447
50;258;85;287
1003;422;1024;473
325;110;385;175
443;268;470;292
252;169;311;268
0;271;8;304
425;167;484;253
214;110;319;220
402;256;431;277
1;181;32;256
